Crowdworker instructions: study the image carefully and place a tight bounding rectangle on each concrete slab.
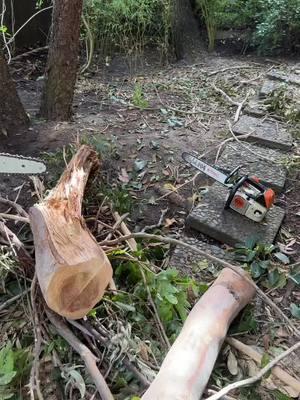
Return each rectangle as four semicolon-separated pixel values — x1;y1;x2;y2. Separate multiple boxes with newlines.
216;142;286;193
169;232;234;272
244;98;268;117
267;70;300;87
186;183;285;247
259;80;284;99
232;115;293;150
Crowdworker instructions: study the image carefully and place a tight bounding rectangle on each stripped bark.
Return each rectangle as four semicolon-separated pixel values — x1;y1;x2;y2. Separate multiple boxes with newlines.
29;145;113;319
142;267;255;400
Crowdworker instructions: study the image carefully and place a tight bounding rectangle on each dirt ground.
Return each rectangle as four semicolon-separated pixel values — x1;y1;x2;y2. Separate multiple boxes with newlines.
1;49;300;399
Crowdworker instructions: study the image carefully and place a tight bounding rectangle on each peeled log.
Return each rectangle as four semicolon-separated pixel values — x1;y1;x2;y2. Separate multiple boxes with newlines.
29;145;113;319
142;268;255;400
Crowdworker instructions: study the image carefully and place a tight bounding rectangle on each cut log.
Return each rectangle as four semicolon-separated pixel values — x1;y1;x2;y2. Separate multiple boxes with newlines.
142;267;255;400
29;145;113;320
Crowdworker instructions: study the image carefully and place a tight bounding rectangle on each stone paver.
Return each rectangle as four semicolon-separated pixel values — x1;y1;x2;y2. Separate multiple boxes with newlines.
232;115;293;150
244;98;268;117
267;70;300;87
186;183;285;247
259;80;284;99
169;232;234;271
216;142;286;193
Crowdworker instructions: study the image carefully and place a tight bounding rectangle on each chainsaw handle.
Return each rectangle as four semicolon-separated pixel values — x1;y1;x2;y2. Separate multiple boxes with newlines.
224;165;242;185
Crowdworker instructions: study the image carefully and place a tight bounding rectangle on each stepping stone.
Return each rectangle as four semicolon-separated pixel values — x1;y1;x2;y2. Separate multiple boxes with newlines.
169;232;235;279
267;70;300;87
186;183;285;247
216;142;286;193
244;98;268;117
259;80;284;99
232;115;293;150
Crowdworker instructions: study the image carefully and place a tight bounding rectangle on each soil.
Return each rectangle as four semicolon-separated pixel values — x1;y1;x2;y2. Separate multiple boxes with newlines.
1;49;300;399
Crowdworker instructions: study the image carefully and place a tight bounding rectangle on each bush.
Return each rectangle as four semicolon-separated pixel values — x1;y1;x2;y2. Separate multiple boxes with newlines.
253;0;300;54
83;0;171;57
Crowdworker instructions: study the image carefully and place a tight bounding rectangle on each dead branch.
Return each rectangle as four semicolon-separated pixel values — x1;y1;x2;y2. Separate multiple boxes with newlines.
100;232;300;339
206;341;300;400
141;208;168;232
46;308;114;400
0;196;29;218
226;337;300;395
212;83;239;106
0;221;34;270
234;92;250;122
208;65;260;77
29;145;113;319
0;213;29;223
0;288;30;312
113;211;137;251
29;275;43;400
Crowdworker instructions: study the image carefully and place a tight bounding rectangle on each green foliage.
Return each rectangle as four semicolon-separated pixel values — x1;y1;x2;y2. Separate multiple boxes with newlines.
83;0;172;58
290;303;300;319
234;237;287;289
132;84;149;109
253;0;300;54
265;87;300;123
0;343;31;399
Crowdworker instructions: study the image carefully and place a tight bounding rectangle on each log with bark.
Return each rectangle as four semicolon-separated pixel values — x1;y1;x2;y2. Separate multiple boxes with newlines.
29;145;113;319
142;267;255;400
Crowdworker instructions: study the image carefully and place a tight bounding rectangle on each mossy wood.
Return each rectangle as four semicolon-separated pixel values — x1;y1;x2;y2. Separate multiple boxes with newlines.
30;145;113;319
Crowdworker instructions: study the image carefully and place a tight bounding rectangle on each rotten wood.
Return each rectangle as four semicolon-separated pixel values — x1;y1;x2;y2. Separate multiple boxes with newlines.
29;145;113;319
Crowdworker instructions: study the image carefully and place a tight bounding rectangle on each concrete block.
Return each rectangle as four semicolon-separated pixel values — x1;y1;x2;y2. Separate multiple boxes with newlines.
186;183;285;247
267;70;300;87
259;80;284;99
232;115;293;150
216;142;286;193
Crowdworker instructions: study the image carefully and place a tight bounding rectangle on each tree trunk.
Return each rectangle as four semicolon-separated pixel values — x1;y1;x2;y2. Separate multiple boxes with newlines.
29;145;113;320
172;0;203;61
142;268;255;400
39;0;83;120
0;51;29;135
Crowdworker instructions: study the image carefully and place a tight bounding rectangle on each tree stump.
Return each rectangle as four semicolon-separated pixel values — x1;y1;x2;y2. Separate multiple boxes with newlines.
29;145;113;319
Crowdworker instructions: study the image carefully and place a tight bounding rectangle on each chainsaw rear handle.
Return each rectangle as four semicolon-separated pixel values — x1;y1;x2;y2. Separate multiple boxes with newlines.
225;176;275;210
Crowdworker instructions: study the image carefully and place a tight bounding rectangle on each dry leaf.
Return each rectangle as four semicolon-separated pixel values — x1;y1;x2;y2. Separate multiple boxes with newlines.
227;350;238;376
164;218;176;228
163;183;178;192
118;168;130;183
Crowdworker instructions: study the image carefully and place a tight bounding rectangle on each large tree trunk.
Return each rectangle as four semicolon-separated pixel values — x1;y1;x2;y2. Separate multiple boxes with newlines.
142;268;255;399
39;0;83;120
29;145;113;319
0;51;29;135
172;0;203;61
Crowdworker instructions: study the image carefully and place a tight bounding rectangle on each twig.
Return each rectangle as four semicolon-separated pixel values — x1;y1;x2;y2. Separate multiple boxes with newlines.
104;212;129;241
29;274;44;400
212;83;239;106
226;337;300;394
0;288;30;312
208;65;259;77
141;208;168;232
113;211;137;251
11;46;49;61
81;14;94;73
0;213;29;223
4;5;53;49
206;389;237;400
214;132;253;163
234;92;250;123
205;341;300;400
0;196;29;218
46;308;114;400
1;0;11;62
100;232;300;339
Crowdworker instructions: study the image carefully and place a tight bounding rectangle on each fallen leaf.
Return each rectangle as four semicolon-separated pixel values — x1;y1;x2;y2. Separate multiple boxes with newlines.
134;159;148;172
163;183;178;192
164;218;176;228
118;168;130;183
227;350;238;376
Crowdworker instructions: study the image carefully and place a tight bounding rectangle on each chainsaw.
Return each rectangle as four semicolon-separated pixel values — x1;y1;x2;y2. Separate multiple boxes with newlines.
0;153;46;176
182;152;275;223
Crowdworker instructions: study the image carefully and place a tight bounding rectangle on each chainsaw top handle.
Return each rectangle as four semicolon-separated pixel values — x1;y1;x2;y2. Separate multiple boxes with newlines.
224;165;242;185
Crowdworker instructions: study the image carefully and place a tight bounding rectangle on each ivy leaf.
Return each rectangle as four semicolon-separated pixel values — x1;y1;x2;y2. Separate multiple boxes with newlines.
268;269;280;287
274;252;290;265
290;303;300;319
251;261;264;278
164;293;178;305
289;265;300;285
